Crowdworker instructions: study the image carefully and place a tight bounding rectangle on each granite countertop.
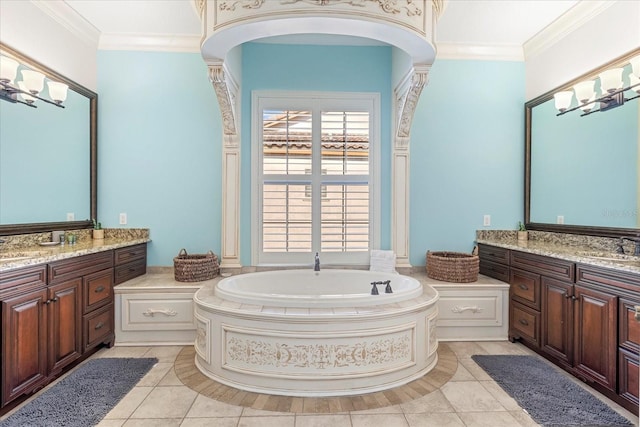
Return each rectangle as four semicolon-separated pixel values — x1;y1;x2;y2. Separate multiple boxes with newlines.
477;237;640;275
0;236;150;273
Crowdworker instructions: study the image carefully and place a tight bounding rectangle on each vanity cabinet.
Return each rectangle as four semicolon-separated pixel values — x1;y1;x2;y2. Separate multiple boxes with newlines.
0;243;147;412
479;243;637;414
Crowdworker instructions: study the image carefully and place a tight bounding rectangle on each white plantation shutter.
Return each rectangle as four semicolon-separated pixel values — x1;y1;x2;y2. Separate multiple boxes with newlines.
253;93;379;265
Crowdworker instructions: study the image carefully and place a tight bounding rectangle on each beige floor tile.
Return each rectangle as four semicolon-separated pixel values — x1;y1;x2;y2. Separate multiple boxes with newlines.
476;341;528;355
181;417;240;427
350;403;403;415
295;414;352;426
457;411;523;427
509;410;541;427
456;357;493;381
238;415;296;426
351;413;409;427
122;419;182;427
143;346;184;363
104;386;154;419
439;382;505;412
448;364;476;382
158;367;184;386
400;390;454;414
130;386;198;419
94;346;151;358
137;362;174;387
405;412;465;427
445;342;488;358
478;381;520;411
186;394;244;417
95;419;126;427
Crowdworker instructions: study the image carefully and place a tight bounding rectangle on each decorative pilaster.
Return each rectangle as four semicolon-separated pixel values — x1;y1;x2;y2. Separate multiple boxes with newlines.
209;62;242;268
392;66;430;268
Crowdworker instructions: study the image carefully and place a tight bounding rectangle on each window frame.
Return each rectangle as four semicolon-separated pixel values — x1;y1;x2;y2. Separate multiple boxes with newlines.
251;91;381;266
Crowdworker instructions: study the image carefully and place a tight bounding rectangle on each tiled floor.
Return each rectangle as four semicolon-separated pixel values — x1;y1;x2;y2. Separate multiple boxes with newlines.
3;341;637;427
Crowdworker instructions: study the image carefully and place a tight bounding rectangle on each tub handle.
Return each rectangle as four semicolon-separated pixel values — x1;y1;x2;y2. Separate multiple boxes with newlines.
142;308;178;317
370;282;379;295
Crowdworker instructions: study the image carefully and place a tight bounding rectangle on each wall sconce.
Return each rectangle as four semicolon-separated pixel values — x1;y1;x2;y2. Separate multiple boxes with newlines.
0;55;68;108
553;54;640;117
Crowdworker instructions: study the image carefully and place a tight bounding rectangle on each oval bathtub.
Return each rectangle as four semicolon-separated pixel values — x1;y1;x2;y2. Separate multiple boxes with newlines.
194;269;439;397
215;269;423;307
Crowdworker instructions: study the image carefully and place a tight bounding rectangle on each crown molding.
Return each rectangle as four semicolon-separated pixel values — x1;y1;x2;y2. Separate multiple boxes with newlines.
524;0;615;60
436;42;523;61
98;33;201;53
31;0;100;48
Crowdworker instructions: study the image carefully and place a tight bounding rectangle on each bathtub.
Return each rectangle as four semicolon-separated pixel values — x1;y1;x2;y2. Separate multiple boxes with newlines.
215;269;423;308
194;269;439;397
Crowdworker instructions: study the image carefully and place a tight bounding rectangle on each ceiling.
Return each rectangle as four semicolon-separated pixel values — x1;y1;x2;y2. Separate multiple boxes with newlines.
62;0;580;56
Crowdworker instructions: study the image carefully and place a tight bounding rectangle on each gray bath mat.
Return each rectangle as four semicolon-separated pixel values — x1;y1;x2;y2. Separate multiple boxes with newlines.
0;357;157;427
472;355;633;427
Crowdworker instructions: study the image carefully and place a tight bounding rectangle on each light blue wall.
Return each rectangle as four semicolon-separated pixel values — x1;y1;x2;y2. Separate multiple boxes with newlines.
97;51;223;266
240;43;393;265
409;60;525;266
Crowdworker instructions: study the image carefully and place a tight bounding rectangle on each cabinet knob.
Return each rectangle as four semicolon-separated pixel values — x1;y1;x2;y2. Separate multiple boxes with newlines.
571;295;577;301
518;284;528;290
519;318;529;326
94;286;105;293
45;299;51;305
94;322;104;330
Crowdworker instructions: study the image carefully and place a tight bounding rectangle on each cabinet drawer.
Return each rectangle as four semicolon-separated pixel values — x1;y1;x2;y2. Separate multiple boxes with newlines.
479;260;509;282
510;268;541;310
0;265;46;298
83;269;113;314
49;252;113;285
120;293;196;331
437;290;504;327
478;244;509;265
511;302;540;347
618;348;639;408
619;298;640;352
114;244;147;266
83;303;113;351
510;251;574;282
114;259;146;285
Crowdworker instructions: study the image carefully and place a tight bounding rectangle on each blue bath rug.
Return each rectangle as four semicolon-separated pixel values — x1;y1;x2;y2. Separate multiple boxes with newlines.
0;357;157;427
472;355;634;427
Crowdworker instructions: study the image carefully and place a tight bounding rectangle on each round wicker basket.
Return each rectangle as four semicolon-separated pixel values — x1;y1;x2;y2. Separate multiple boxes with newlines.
426;251;479;283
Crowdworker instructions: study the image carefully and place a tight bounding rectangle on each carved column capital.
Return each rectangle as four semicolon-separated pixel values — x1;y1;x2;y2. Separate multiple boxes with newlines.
208;63;238;138
395;66;430;144
432;0;448;19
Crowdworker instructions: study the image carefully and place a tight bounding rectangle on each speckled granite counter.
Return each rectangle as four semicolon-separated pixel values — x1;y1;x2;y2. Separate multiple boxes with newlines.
477;232;640;274
0;233;150;272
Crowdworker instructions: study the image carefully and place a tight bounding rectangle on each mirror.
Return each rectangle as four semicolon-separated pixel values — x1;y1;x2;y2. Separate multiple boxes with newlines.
0;42;96;235
525;47;640;238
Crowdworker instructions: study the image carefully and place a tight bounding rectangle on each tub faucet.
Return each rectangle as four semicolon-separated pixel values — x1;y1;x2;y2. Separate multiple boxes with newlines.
314;252;320;271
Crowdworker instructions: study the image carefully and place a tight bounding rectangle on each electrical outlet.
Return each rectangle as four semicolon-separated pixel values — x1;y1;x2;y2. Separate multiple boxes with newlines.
119;213;127;225
66;212;75;221
483;215;491;227
557;215;564;224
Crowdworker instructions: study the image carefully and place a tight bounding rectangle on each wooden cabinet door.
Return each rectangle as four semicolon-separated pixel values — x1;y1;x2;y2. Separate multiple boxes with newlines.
573;284;617;391
541;278;573;367
1;289;48;406
48;278;82;375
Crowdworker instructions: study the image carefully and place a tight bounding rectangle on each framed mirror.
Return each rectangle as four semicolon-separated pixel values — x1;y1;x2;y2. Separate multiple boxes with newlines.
525;47;640;238
0;42;97;235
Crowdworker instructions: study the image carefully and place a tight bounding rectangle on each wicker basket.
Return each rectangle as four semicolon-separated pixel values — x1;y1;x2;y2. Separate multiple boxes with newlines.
426;251;479;283
173;249;219;282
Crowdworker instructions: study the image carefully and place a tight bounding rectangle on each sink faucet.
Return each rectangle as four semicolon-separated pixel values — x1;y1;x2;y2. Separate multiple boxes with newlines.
314;252;320;271
621;236;640;256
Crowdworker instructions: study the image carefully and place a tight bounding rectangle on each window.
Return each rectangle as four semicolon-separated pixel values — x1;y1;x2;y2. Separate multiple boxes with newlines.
252;92;380;265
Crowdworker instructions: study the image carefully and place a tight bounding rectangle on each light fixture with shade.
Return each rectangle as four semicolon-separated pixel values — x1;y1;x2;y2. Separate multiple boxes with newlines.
554;52;640;117
0;53;68;108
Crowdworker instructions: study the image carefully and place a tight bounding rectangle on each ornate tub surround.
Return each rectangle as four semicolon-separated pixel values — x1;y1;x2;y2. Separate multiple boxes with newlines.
198;0;447;268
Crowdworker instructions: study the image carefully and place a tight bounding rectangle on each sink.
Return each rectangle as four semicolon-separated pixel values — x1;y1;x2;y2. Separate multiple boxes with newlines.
0;251;49;263
575;251;640;263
